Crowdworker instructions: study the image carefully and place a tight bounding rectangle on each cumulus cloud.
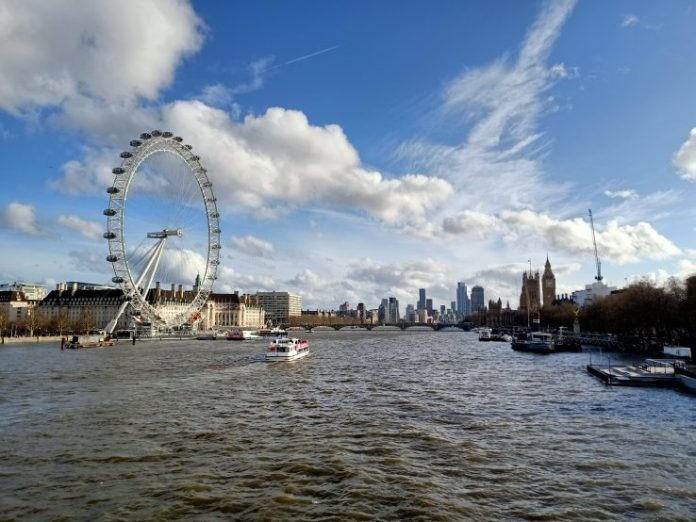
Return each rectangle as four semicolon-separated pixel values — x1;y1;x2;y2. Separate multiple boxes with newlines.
0;202;40;234
216;266;277;294
57;215;103;240
0;0;203;114
52;102;454;225
673;128;696;181
231;235;274;257
439;209;681;264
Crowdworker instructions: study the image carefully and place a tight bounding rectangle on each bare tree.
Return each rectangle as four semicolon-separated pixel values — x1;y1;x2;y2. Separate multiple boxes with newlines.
0;308;8;343
56;309;71;337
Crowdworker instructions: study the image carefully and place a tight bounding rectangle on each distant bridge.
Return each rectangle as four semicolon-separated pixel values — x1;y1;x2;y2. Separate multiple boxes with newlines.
279;322;467;332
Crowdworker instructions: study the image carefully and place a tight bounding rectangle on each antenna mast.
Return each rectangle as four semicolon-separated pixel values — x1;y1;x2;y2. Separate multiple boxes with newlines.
588;209;603;282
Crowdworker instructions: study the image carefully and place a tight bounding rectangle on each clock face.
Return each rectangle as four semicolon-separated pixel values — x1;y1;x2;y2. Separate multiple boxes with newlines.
545;280;553;287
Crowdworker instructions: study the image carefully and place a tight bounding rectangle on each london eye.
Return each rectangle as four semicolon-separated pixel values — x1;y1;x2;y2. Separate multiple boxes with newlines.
103;131;221;332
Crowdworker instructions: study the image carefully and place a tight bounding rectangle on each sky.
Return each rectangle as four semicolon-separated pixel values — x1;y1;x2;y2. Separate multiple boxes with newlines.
1;0;696;313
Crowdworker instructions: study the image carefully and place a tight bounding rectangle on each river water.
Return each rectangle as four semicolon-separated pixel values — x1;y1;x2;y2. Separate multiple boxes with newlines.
1;331;694;520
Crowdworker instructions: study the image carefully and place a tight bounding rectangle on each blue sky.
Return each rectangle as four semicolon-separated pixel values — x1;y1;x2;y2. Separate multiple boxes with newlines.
1;0;696;311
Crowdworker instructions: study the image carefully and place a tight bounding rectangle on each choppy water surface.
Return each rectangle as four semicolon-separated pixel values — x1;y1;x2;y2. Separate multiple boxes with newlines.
1;331;695;520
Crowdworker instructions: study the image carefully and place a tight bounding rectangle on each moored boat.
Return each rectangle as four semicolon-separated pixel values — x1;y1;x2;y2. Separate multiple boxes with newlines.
226;328;259;341
674;361;696;392
478;328;492;341
64;330;114;349
266;337;310;362
511;331;554;354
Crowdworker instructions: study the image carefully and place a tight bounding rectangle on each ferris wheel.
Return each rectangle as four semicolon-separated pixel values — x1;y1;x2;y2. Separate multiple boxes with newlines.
103;130;221;333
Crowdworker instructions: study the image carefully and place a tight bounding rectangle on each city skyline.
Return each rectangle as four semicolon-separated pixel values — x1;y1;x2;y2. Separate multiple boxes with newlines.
2;1;696;310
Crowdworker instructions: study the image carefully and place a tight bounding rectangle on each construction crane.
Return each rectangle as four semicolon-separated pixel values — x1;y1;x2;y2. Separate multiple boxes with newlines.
588;209;603;282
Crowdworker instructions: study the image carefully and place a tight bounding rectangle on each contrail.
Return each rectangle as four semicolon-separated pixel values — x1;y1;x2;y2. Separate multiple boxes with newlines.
284;45;338;65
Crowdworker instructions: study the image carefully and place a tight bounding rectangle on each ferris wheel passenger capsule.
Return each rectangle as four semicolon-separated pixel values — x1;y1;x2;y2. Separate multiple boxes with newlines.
151;130;162;137
130;140;142;147
112;167;125;174
106;187;120;194
106;255;119;262
140;132;151;140
162;131;173;138
103;209;116;216
103;232;116;239
120;151;132;158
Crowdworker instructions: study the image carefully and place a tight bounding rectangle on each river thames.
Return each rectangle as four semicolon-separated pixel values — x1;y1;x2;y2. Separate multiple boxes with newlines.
1;331;694;520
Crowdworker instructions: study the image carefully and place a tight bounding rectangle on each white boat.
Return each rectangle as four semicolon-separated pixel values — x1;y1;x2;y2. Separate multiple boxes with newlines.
266;338;310;362
478;328;492;341
226;328;259;341
258;327;288;338
64;330;114;349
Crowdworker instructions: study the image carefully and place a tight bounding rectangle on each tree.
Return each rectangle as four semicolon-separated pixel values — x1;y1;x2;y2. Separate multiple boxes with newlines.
0;308;8;343
56;309;71;336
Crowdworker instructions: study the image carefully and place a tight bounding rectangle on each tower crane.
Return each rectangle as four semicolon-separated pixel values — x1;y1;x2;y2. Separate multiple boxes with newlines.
588;209;603;282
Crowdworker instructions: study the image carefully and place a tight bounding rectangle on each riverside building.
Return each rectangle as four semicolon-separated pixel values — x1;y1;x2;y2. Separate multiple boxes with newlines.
255;291;302;323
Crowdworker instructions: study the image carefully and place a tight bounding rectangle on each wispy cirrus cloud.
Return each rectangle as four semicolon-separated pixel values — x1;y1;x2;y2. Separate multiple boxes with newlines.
621;14;640;28
396;0;578;216
57;215;103;241
231;235;274;258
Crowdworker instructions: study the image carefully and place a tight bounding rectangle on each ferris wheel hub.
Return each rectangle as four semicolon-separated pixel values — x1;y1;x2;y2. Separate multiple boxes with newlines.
146;228;184;239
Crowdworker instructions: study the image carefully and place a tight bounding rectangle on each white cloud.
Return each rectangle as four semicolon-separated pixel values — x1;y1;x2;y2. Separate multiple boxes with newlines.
673;128;696;181
52;102;454;226
0;0;203;114
600;190;681;224
621;14;640;28
604;189;637;199
216;266;278;294
231;235;274;257
57;215;103;241
439;209;681;265
0;202;40;234
395;0;576;216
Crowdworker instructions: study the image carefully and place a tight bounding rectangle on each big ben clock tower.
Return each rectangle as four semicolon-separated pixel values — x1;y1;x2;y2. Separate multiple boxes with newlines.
542;255;556;307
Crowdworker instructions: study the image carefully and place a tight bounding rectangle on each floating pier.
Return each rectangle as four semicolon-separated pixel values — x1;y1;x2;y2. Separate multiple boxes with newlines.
587;359;677;387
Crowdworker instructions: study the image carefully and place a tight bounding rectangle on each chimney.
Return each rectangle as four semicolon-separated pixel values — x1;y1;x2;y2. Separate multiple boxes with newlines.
171;283;175;297
178;284;183;299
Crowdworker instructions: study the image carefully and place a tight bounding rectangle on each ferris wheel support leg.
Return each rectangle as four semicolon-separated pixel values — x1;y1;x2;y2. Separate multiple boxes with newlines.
106;238;166;335
141;238;167;301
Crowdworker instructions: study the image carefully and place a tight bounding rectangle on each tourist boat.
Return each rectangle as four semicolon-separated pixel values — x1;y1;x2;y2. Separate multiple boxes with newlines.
674;361;696;392
64;330;114;349
511;331;554;354
226;328;259;341
478;328;492;341
258;327;288;338
266;338;310;362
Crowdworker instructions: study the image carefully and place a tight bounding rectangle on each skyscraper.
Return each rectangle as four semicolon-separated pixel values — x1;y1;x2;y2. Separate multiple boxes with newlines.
456;282;470;317
388;297;400;323
418;288;426;310
471;286;484;312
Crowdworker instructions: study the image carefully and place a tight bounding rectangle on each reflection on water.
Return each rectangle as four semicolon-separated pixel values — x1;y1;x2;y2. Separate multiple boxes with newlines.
1;332;695;520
